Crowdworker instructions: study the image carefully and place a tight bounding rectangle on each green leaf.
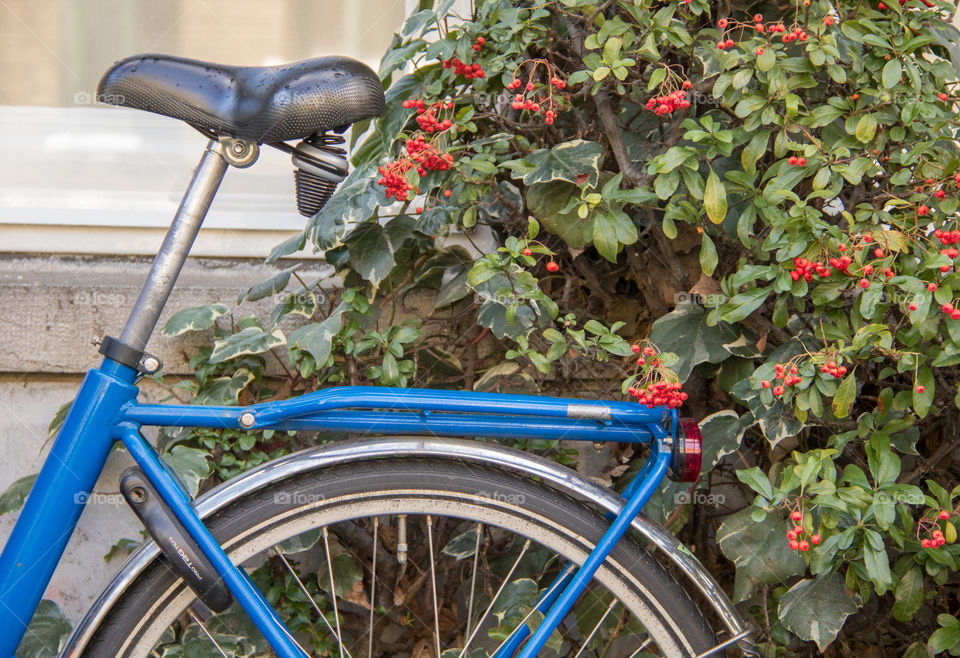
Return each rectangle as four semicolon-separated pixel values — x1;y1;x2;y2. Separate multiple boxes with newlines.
161;446;211;497
441;527;480;560
855;114;877;143
893;566;924;622
757;48;775;72
647;304;742;380
287;304;346;367
699;411;749;469
778;575;861;651
209;327;286;364
239;265;297;303
16;599;71;658
0;473;37;515
863;529;893;593
736;466;774;499
162;304;229;337
717;508;807;601
703;167;728;224
882;58;902;89
699;233;718;276
316;550;364;600
913;364;935;418
832;370;857;418
192;369;255;406
503;140;604;187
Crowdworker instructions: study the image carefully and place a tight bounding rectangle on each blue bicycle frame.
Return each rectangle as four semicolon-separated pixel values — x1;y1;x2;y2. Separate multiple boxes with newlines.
0;139;689;657
0;358;677;657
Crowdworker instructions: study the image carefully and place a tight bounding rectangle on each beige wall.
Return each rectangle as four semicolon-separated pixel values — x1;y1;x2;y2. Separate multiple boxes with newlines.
0;0;407;107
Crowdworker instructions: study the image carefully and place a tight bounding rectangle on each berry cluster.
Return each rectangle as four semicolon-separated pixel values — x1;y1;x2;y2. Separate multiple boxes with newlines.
785;505;821;552
760;363;801;396
714;15;819;53
626;345;687;409
507;62;567;125
628;381;687;408
443;57;485;80
645;83;693;116
405;136;454;174
787;155;807;166
377;160;415;201
402;99;456;133
471;35;485;52
819;359;848;378
918;509;953;549
789;257;830;282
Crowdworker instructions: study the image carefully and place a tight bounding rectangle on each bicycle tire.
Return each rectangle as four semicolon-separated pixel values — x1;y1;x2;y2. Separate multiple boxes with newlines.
82;458;717;657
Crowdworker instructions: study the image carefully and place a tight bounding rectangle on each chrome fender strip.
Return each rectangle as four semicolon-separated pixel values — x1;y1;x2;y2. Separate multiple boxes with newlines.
63;436;757;656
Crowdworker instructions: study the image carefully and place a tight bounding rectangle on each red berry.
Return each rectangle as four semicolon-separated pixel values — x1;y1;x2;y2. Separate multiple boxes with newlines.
789;540;800;550
773;385;784;396
546;261;559;272
632;344;641;354
936;190;946;199
443;189;452;198
824;16;834;25
939;510;951;520
922;538;932;548
476;36;485;46
939;92;949;101
909;303;918;311
788;156;798;165
754;13;763;21
929;283;939;292
859;279;870;289
725;38;735;48
791;510;803;521
918;205;930;216
787;530;798;541
415;206;423;213
717;41;726;50
761;380;771;388
756;47;764;55
718;18;729;28
799;540;810;552
522;248;533;256
916;385;925;393
811;534;821;545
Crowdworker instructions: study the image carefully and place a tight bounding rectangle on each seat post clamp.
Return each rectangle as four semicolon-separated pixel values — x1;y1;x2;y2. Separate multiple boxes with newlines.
97;335;162;376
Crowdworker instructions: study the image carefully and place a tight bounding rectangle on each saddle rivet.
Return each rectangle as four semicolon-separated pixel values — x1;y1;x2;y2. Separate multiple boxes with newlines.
239;411;256;428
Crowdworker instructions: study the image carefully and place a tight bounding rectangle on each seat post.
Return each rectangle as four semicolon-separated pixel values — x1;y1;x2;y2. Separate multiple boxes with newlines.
119;139;229;351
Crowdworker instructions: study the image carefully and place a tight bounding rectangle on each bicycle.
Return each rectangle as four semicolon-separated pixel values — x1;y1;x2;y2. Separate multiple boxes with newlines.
0;53;757;658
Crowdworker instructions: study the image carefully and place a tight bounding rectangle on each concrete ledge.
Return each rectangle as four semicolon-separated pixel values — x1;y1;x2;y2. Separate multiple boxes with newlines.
0;254;334;375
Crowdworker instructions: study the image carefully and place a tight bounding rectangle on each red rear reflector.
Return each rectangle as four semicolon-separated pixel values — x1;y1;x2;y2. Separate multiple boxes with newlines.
669;418;702;482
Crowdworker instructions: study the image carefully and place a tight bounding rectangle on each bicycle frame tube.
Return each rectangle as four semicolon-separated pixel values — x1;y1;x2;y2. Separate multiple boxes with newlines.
0;364;139;656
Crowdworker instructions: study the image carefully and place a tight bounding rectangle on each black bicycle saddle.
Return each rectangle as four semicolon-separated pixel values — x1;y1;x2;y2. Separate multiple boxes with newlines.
96;54;385;143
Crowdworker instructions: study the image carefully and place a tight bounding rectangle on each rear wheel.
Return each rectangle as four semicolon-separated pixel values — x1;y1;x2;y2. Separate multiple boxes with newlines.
84;458;716;657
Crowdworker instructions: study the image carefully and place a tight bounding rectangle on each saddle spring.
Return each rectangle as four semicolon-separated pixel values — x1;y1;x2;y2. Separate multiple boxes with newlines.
290;133;349;217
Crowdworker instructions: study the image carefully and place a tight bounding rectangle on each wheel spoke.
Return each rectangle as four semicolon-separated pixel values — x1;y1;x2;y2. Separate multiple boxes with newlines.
274;546;352;658
426;515;442;658
572;597;618;658
323;526;348;658
626;637;653;657
464;522;483;639
694;629;752;657
368;517;379;658
457;538;531;658
187;608;229;658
